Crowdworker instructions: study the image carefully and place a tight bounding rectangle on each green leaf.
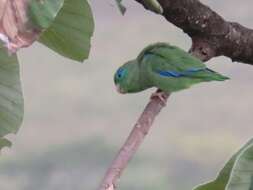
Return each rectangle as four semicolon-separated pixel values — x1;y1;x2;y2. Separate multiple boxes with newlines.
0;45;23;151
116;0;163;14
115;0;126;15
226;142;253;190
28;0;65;29
39;0;94;62
144;0;163;14
194;139;253;190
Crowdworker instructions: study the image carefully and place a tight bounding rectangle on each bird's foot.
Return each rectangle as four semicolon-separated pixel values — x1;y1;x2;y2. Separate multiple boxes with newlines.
150;90;168;106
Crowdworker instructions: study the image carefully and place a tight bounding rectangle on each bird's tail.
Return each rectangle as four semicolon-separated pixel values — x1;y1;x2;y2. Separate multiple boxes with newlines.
204;68;230;81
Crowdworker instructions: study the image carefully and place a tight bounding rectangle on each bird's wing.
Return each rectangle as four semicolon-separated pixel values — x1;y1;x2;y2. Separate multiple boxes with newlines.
137;43;206;74
137;43;228;92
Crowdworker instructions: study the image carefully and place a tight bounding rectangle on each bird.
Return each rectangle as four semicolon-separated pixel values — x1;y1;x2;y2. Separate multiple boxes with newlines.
114;42;229;101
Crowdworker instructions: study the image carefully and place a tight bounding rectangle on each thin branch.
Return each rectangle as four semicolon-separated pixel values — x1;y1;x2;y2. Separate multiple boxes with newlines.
98;92;170;190
136;0;253;64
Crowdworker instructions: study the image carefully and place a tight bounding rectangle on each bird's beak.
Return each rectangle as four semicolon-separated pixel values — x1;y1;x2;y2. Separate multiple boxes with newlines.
116;84;125;94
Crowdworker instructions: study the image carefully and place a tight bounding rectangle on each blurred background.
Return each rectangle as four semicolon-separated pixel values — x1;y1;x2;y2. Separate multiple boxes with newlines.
1;0;253;189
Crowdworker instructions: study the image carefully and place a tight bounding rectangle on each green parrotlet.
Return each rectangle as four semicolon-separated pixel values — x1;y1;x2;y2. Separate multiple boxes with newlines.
114;43;229;94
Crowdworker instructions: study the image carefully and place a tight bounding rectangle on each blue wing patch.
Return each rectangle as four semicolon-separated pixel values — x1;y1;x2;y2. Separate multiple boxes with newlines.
157;67;210;78
158;70;184;77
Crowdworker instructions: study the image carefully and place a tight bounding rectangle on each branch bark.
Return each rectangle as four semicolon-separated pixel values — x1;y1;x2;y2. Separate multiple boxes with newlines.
98;92;170;190
99;0;253;189
136;0;253;64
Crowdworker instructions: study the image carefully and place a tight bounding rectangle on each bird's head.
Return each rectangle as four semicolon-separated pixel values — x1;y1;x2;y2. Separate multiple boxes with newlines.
114;60;142;94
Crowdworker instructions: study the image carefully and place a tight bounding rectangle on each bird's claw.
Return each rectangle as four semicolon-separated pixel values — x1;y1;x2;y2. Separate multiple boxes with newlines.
150;91;167;106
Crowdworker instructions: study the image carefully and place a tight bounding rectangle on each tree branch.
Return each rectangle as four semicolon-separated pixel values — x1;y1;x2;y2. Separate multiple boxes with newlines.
136;0;253;64
98;92;170;190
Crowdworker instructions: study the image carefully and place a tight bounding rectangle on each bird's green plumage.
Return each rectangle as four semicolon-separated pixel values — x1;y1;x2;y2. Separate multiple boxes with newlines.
114;43;229;94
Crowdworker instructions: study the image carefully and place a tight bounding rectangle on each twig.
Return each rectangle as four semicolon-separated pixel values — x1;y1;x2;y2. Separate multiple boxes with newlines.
98;92;170;190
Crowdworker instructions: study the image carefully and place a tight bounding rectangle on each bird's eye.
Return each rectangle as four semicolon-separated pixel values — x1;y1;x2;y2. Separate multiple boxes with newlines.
116;68;126;79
